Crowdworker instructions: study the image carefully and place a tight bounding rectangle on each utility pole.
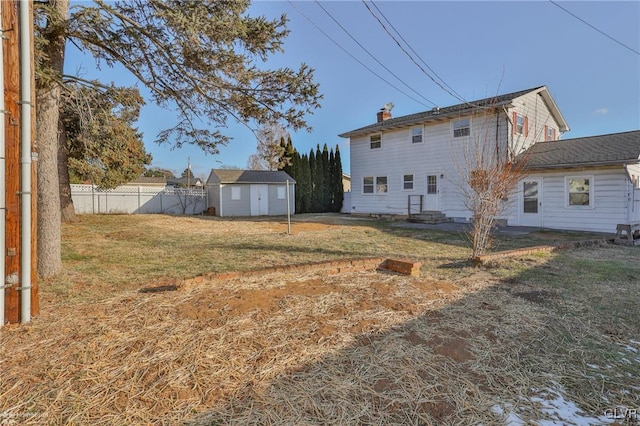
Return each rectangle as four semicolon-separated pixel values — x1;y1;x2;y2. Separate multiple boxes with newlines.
187;157;191;188
2;1;37;325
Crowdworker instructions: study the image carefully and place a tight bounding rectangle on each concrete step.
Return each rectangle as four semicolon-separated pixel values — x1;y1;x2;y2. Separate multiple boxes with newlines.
407;211;453;224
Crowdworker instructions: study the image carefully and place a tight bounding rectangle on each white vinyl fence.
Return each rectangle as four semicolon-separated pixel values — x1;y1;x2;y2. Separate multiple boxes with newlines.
633;188;640;222
71;184;207;215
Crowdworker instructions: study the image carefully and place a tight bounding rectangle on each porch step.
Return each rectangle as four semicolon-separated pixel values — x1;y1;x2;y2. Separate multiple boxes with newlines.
407;211;453;225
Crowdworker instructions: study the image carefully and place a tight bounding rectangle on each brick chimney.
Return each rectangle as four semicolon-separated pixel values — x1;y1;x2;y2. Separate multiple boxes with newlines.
377;110;392;122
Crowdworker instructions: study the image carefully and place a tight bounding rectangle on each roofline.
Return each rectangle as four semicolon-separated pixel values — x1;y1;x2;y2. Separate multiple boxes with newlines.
338;86;568;138
338;101;514;138
525;158;640;170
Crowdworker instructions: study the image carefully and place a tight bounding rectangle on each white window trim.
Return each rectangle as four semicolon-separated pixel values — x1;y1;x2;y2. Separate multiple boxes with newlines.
452;118;471;138
363;175;388;195
515;114;525;135
411;126;423;144
370;134;382;150
402;174;414;191
565;175;594;209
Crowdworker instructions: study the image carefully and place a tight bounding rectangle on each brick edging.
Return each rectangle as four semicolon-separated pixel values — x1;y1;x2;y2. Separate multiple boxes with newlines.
473;239;613;265
180;257;386;289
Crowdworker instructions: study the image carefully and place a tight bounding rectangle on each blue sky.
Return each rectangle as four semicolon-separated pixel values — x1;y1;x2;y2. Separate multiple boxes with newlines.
66;1;640;179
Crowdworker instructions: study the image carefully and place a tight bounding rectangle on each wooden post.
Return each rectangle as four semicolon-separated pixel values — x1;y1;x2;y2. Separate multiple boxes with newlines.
3;0;22;323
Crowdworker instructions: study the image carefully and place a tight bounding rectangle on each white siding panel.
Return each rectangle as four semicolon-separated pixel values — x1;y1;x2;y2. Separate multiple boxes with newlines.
510;169;630;233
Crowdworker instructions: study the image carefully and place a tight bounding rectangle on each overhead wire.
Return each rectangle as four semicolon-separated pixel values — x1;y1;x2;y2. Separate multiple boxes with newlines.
313;0;437;107
549;0;640;56
368;0;466;103
287;0;432;108
361;0;467;105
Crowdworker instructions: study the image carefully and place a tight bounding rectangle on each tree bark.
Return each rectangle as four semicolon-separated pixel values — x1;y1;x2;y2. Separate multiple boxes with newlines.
36;0;68;278
58;119;76;223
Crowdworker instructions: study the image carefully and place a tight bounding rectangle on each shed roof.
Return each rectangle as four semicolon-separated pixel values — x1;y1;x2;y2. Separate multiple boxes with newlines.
524;130;640;169
207;169;295;184
338;86;569;138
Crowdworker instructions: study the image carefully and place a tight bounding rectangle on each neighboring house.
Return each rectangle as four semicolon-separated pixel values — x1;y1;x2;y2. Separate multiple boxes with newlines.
512;130;640;232
342;173;352;192
206;169;295;217
122;176;167;188
167;176;203;188
339;86;569;222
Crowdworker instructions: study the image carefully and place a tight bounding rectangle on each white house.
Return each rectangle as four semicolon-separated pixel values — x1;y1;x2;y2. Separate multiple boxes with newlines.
339;86;568;218
515;130;640;232
206;169;295;217
339;86;640;233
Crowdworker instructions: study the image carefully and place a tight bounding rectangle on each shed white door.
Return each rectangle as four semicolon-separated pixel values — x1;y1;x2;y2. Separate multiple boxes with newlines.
520;179;542;226
250;185;269;216
424;174;440;211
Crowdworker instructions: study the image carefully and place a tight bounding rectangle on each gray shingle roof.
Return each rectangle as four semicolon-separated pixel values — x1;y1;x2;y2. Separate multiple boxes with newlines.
338;86;552;138
524;130;640;169
208;169;295;184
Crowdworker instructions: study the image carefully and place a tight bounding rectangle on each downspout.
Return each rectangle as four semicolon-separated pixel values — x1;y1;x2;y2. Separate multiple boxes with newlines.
0;3;5;326
19;0;31;323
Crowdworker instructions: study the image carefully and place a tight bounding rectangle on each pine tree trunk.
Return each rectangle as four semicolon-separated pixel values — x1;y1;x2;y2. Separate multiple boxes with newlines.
36;0;68;278
58;120;77;223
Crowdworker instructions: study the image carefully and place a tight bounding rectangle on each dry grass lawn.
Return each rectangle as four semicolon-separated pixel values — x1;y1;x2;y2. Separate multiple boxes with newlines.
1;214;638;425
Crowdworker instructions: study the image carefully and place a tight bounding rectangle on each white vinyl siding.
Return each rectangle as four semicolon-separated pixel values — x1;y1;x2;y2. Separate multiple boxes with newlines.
508;168;630;233
277;186;286;200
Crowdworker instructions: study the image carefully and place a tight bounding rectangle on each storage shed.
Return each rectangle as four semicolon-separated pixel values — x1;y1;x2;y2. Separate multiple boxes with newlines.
206;169;295;217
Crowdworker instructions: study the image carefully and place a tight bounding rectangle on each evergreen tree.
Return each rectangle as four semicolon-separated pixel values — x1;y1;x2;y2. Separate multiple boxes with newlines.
321;144;331;211
333;145;345;212
309;149;318;212
300;154;312;213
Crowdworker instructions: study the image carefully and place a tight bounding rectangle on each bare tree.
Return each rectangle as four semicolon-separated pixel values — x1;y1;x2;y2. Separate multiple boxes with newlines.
248;123;290;171
453;105;533;259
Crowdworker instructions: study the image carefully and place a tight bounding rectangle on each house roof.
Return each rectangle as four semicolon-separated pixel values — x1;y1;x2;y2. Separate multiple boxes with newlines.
207;169;296;184
167;176;203;186
125;176;167;186
524;130;640;169
338;86;569;138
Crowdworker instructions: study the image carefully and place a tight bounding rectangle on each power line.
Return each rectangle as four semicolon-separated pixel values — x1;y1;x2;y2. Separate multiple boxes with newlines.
314;0;437;107
549;0;640;56
287;1;432;108
361;0;465;104
368;0;466;103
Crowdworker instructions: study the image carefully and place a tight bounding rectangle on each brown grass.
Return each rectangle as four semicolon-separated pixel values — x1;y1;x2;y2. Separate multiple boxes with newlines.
1;214;638;425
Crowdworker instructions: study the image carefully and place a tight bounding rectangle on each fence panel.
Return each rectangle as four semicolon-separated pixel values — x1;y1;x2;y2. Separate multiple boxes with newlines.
70;184;207;215
633;188;640;222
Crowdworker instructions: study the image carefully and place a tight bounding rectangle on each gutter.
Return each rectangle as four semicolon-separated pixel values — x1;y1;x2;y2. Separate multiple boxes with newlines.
525;159;639;170
0;4;5;326
19;1;31;323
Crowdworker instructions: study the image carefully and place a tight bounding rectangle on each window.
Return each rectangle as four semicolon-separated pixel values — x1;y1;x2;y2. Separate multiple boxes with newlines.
545;125;556;142
277;186;286;200
403;174;414;190
363;176;387;194
427;175;437;194
567;177;592;207
363;177;374;193
370;134;381;149
523;181;539;213
231;186;241;200
411;127;423;143
376;176;388;193
453;119;470;137
513;112;528;136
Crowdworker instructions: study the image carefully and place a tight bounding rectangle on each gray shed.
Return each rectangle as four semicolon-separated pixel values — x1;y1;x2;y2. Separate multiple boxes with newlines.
206;169;296;217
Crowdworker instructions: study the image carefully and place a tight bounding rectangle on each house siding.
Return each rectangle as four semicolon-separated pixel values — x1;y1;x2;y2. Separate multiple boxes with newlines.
510;168;630;233
220;184;251;216
508;91;564;152
349;111;509;220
